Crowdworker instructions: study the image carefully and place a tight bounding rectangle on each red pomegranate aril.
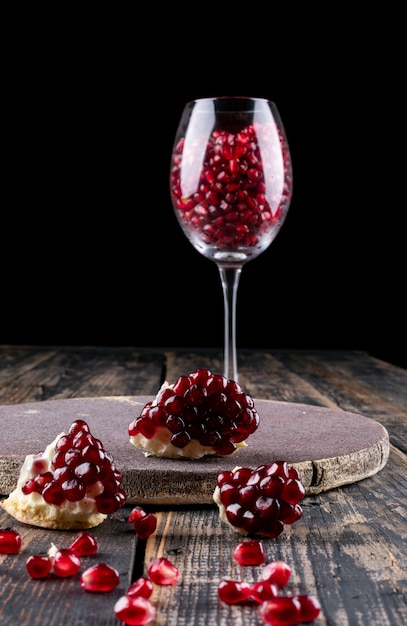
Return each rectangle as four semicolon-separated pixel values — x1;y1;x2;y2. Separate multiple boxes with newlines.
258;596;301;626
147;557;179;585
295;594;321;622
233;540;266;565
250;580;279;603
218;579;252;604
114;594;156;625
69;419;90;436
126;576;154;599
262;561;292;588
0;529;22;554
26;554;53;578
80;562;120;592
133;512;157;540
69;531;98;556
53;548;81;577
42;481;65;505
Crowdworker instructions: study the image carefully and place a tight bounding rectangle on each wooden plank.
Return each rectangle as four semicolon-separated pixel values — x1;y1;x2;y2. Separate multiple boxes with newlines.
0;346;164;405
0;506;137;626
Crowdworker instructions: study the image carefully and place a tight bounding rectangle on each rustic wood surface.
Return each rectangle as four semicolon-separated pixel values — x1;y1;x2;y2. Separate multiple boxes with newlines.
0;346;406;626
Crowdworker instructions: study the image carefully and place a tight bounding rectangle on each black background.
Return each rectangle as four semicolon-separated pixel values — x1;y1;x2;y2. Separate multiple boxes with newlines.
2;11;406;369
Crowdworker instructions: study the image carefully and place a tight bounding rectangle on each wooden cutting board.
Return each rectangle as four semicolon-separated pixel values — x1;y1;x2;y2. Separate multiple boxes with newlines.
0;396;389;504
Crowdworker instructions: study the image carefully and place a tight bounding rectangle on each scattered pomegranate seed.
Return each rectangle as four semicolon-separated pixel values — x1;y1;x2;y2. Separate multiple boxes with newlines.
147;557;179;585
25;554;53;579
114;594;156;625
0;529;22;554
52;548;81;577
126;576;154;599
262;560;292;588
233;540;266;565
218;579;252;604
128;506;157;539
295;594;321;622
258;596;301;625
80;562;120;592
250;580;279;603
68;531;98;556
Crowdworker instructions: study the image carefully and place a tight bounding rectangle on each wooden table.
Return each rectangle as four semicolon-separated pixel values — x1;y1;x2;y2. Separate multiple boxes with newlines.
0;346;406;625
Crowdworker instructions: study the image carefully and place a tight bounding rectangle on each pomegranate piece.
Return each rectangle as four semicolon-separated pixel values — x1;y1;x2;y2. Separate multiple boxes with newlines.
128;506;157;539
0;529;22;554
129;368;259;459
147;557;179;585
262;560;292;588
52;548;81;577
213;461;304;537
126;576;154;599
80;562;120;592
218;579;252;604
233;540;266;565
295;594;321;622
68;531;98;556
114;594;156;625
25;554;53;579
258;596;301;625
1;419;126;530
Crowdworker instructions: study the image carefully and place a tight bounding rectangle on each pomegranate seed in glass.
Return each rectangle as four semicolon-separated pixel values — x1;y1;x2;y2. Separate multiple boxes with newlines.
170;97;292;381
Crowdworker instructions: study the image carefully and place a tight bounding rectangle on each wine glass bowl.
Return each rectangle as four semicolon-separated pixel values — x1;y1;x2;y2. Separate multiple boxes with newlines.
170;97;293;381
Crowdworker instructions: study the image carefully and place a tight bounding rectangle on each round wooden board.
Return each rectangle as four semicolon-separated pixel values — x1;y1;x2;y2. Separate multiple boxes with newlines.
0;396;389;504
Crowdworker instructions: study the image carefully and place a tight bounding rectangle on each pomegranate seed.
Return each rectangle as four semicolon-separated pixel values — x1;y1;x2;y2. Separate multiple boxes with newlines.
114;594;156;625
68;531;98;556
147;557;179;585
233;540;266;565
295;594;321;622
0;529;22;554
262;560;292;589
258;596;301;625
126;576;154;599
218;579;252;604
52;548;81;577
25;554;53;579
80;562;120;592
250;580;279;603
128;506;157;539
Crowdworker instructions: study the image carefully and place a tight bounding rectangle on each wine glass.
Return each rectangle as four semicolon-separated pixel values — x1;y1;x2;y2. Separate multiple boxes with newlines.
169;97;293;382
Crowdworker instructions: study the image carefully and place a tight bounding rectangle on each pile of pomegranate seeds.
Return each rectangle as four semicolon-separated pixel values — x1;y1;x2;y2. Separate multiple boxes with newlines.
129;368;259;458
128;506;157;539
214;460;305;537
0;528;22;554
170;121;292;253
21;419;126;515
218;547;321;625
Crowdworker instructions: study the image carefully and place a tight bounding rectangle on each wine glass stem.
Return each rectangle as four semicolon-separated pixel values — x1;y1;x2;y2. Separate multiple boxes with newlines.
217;265;242;382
